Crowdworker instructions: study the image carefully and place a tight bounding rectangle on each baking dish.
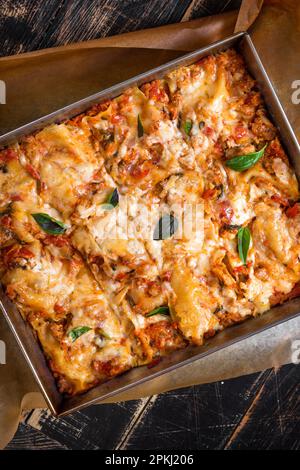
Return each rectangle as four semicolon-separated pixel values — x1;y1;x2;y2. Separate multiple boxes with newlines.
0;31;299;416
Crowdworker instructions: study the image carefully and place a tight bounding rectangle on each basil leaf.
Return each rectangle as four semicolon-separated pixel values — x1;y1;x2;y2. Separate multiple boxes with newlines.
183;119;193;136
237;227;251;265
146;306;170;317
225;144;267;172
153;214;178;240
32;213;67;235
137;114;144;137
106;188;119;207
69;326;92;342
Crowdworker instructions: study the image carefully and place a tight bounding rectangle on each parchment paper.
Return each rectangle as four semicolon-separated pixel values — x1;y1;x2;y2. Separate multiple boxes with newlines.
0;0;299;448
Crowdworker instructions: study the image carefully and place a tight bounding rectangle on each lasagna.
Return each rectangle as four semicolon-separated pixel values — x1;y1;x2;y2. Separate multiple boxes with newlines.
1;49;300;395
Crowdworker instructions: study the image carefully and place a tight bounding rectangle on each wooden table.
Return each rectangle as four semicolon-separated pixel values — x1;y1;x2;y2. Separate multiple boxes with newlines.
1;0;299;450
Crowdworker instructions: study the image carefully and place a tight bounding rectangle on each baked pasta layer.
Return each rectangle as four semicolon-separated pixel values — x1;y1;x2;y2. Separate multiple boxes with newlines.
1;49;300;395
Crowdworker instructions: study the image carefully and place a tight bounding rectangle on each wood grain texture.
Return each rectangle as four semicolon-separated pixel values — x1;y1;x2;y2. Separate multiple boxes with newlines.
2;0;299;451
0;0;243;57
121;366;300;450
7;365;300;450
5;424;68;450
0;0;192;57
182;0;242;21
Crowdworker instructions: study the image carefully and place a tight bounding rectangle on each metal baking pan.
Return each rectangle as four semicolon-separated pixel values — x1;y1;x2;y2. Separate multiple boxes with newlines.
1;31;300;416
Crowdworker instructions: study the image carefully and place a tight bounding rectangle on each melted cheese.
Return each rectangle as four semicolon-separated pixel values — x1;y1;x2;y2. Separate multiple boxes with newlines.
21;124;99;217
1;49;300;395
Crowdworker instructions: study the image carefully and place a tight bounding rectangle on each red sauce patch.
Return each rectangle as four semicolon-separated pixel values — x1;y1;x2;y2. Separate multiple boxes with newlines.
43;235;70;247
92;359;125;378
203;126;213;137
202;188;217;199
18;247;35;259
271;194;289;207
25;163;41;181
54;303;67;315
0;215;12;229
234;125;247;141
130;163;150;179
111;114;123;124
286;203;300;218
218;200;234;224
142;80;169;103
0;149;18;162
2;245;34;267
11;193;24;202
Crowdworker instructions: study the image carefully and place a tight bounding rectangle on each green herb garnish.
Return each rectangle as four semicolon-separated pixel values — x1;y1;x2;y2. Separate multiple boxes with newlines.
237;226;251;265
225;144;267;172
106;188;119;207
137;114;144;137
69;326;92;342
183;119;193;136
32;213;67;235
146;306;170;317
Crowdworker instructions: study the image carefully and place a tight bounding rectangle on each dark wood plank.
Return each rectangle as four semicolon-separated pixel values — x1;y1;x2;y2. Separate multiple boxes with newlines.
119;369;268;449
224;365;300;450
7;365;300;449
5;423;67;450
22;399;147;450
118;365;299;450
183;0;242;21
0;0;192;57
